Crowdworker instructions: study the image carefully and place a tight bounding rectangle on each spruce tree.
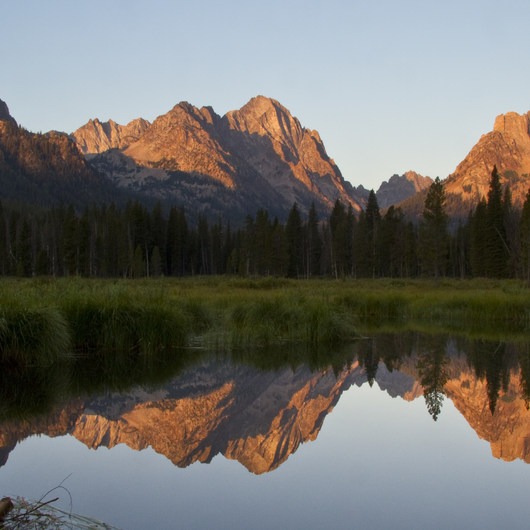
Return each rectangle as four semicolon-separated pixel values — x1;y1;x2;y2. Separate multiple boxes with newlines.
286;203;303;278
365;190;381;277
485;166;509;277
419;177;448;278
305;202;322;277
470;199;487;277
520;189;530;282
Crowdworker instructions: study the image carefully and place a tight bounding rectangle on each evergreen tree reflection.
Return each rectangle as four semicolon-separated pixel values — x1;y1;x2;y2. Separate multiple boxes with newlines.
517;343;530;409
358;340;380;386
467;340;509;414
416;336;448;421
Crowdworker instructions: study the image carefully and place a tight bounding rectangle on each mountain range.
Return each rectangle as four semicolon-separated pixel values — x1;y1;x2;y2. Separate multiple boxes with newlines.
71;96;365;219
1;96;530;220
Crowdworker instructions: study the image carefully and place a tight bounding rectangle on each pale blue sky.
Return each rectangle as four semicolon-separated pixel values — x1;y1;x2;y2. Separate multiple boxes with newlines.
3;0;530;190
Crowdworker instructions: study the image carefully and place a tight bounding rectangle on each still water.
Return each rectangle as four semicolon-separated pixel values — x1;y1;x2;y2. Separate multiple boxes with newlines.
1;333;530;529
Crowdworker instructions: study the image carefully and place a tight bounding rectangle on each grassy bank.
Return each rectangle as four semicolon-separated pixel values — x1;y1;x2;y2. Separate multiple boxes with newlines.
1;277;529;365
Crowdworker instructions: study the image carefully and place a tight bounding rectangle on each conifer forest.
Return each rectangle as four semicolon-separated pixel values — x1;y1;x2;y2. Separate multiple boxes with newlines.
2;168;530;281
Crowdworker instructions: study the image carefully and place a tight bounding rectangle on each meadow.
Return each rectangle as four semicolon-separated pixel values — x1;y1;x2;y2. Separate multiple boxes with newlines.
1;276;530;367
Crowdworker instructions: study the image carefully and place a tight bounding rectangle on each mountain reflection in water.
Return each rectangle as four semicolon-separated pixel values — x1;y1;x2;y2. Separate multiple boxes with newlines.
1;333;530;474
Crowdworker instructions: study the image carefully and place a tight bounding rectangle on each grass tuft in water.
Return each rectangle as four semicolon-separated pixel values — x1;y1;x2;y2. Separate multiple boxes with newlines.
0;304;71;366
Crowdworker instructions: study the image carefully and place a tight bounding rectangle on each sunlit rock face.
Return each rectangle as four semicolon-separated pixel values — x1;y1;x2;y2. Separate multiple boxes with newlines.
444;111;530;212
222;96;360;212
71;117;150;155
124;103;237;188
71;96;364;218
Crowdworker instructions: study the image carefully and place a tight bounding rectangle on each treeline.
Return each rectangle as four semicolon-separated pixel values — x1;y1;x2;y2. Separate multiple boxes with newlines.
1;166;530;279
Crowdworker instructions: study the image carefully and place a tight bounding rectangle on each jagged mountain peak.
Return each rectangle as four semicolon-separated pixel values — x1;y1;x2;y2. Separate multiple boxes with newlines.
376;171;432;209
162;101;220;128
237;95;289;117
493;111;530;137
72;116;150;155
225;95;304;145
443;108;530;213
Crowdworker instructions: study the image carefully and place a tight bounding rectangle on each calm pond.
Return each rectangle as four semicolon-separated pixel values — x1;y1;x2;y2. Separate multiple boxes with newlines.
1;332;530;529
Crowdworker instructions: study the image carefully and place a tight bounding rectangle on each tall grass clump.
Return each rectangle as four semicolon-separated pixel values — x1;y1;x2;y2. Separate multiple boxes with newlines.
304;302;357;346
336;291;409;322
62;294;190;356
222;294;357;350
0;304;71;366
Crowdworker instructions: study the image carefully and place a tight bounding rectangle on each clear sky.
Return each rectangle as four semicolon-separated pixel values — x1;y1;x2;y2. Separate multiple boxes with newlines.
2;0;530;190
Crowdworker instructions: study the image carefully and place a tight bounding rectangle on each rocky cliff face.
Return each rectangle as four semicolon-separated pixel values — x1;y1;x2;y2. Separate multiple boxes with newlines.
71;117;150;155
222;96;359;211
74;96;364;218
376;171;433;209
444;111;530;213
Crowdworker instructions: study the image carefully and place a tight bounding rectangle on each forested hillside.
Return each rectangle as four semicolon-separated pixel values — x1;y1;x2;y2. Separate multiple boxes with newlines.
0;119;117;208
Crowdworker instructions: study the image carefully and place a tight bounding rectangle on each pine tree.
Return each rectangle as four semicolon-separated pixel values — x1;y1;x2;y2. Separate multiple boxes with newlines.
16;219;33;277
150;246;162;277
364;190;381;277
0;201;6;275
419;177;449;278
485;166;509;277
379;206;407;277
151;202;167;275
329;200;350;278
286;203;303;278
470;199;487;277
520;189;530;283
305;202;322;277
166;207;188;276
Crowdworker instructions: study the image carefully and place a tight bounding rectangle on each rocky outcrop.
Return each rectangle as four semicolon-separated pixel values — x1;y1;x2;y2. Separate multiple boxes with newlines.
376;171;433;209
444;111;530;213
71;117;150;155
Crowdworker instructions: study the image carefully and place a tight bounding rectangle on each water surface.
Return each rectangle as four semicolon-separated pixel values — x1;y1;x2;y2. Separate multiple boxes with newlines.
1;333;529;529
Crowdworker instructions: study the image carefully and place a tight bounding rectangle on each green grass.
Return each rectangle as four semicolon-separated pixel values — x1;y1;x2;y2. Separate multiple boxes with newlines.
0;300;71;366
1;277;530;366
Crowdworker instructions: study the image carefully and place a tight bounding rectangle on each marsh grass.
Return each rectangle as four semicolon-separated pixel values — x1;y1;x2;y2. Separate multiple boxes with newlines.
0;303;71;366
214;292;357;350
62;295;190;356
1;277;530;367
